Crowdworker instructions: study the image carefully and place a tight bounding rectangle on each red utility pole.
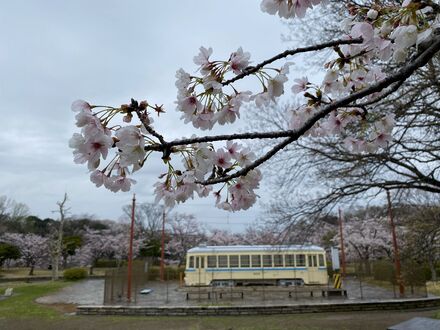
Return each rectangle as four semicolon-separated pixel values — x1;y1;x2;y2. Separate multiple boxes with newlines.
338;208;347;277
386;189;405;297
160;208;166;281
127;193;136;302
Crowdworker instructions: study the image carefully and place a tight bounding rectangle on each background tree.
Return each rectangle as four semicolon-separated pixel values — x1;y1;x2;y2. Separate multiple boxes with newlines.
1;233;49;275
401;193;440;280
166;214;206;265
50;193;69;280
121;202;164;242
61;235;82;269
0;242;20;268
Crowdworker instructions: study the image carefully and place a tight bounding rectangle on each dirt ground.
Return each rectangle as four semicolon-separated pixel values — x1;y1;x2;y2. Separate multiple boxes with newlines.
37;277;425;307
0;309;437;330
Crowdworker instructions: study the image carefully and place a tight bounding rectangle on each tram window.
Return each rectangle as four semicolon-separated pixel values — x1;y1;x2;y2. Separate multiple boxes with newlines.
251;255;261;267
312;255;317;267
274;255;283;267
229;255;239;268
189;256;194;268
196;257;199;268
296;254;305;267
218;255;228;268
318;254;325;267
240;255;250;268
263;255;273;267
200;256;205;268
285;254;295;267
207;256;217;268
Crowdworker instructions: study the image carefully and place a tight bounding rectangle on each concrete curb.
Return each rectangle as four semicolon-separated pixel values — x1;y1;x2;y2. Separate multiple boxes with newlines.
0;275;105;283
77;297;440;316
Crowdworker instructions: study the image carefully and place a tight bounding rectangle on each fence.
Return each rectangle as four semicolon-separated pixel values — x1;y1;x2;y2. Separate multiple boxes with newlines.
102;258;432;306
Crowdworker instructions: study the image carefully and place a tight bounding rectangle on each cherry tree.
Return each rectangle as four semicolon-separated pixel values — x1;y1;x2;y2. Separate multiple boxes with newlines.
75;223;142;270
336;213;395;275
1;233;49;275
206;229;243;246
70;1;440;212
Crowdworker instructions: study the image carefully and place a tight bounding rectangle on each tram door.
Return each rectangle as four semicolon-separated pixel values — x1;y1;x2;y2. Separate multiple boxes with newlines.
195;256;206;285
307;254;319;284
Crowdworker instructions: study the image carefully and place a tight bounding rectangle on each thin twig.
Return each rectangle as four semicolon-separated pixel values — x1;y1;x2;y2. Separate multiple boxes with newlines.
222;37;363;86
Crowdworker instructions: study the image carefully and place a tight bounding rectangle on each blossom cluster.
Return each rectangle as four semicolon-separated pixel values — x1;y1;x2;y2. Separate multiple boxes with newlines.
153;140;261;211
176;46;293;130
69;99;156;193
282;0;439;152
70;0;440;211
260;0;326;19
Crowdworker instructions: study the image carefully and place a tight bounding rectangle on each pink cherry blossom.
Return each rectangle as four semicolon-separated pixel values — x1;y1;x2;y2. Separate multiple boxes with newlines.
291;76;309;94
229;47;251;75
212;149;232;168
71;99;91;112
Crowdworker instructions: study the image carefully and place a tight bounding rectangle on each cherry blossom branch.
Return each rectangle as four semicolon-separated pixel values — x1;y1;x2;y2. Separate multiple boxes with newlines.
196;35;440;185
134;108;166;145
144;34;440;154
222;37;363;86
354;79;406;107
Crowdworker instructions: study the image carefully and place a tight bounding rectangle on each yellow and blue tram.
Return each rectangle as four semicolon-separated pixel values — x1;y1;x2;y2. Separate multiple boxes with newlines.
184;245;328;286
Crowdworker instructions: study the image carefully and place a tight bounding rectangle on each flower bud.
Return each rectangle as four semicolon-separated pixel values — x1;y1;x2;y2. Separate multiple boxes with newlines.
139;100;148;110
367;9;378;20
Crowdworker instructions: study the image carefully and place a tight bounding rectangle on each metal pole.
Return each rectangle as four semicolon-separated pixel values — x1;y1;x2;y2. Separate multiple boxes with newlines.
386;189;405;297
160;208;165;281
338;208;347;277
127;193;136;302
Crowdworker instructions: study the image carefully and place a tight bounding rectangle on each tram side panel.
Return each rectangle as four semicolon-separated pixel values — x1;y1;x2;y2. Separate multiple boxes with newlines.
184;251;328;286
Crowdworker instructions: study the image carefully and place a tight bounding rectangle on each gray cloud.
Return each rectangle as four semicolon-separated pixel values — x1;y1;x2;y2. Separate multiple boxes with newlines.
0;0;289;230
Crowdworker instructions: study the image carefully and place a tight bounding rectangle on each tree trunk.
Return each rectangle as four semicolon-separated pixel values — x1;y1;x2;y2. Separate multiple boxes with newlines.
29;264;34;276
52;193;68;281
363;259;371;276
428;259;437;281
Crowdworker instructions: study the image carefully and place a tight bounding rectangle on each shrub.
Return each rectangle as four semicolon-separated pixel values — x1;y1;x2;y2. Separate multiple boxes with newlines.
63;267;87;281
94;259;118;268
372;260;395;283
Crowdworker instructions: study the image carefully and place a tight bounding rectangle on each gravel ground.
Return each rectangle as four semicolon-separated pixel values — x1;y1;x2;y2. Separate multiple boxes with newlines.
36;277;430;307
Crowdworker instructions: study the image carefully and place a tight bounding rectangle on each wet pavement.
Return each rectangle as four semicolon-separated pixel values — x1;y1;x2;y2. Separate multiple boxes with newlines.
36;277;433;307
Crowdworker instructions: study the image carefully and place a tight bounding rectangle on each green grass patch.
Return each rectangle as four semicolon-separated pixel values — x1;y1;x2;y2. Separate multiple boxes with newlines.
0;267;112;279
0;281;71;319
427;281;440;296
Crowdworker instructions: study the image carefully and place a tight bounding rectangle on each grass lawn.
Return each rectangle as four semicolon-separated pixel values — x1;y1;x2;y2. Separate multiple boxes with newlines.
427;281;440;296
0;281;72;319
0;267;111;278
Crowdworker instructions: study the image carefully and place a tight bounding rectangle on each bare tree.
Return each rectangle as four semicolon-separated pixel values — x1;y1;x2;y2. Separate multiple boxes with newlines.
50;193;70;280
121;202;164;241
167;214;206;265
401;192;440;281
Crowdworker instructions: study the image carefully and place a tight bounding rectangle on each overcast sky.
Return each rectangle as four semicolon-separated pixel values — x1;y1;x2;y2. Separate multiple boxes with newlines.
0;1;305;231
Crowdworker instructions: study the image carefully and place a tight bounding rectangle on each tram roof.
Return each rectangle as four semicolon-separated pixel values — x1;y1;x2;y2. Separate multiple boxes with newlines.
187;245;325;254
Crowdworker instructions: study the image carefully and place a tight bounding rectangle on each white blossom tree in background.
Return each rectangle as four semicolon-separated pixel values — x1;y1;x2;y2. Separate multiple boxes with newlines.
76;222;142;269
69;1;440;218
337;214;395;275
1;233;49;275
